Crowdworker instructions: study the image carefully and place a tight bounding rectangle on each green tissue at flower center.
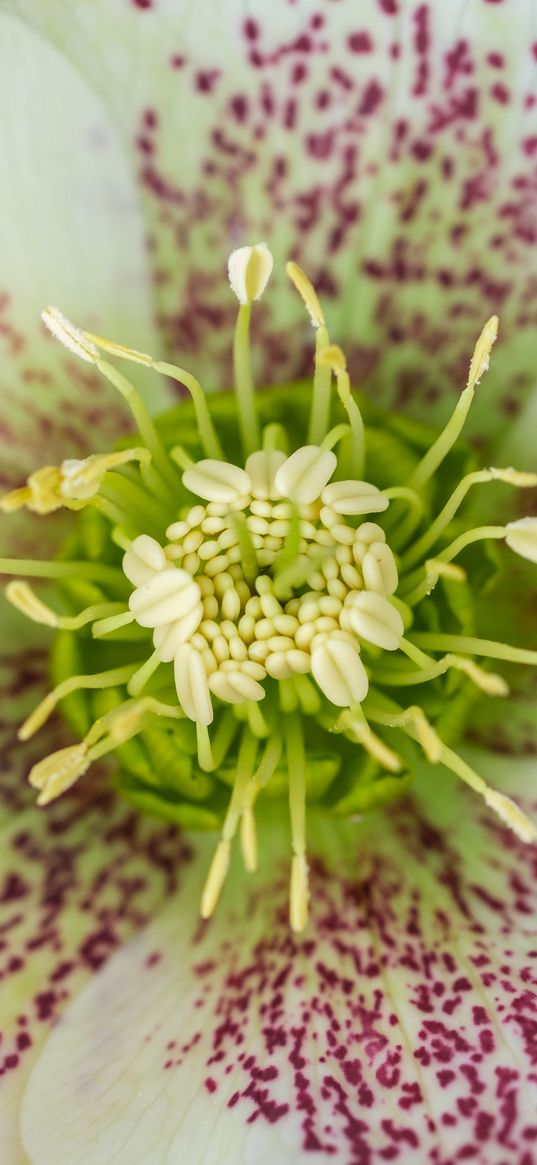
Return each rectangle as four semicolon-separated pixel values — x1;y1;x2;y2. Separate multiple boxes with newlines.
2;249;537;931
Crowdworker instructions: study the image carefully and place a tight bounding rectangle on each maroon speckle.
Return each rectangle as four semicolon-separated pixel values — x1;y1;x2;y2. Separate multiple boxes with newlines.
348;32;373;54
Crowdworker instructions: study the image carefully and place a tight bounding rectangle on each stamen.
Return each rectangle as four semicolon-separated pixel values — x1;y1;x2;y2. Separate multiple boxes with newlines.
5;582;125;631
127;651;161;697
42;307;99;362
410;632;537;667
19;662;140;741
274;445;337;505
231;289;263;457
95;359;177;489
285;714;309;932
439;744;536;843
92;610;135;638
404;467;537;568
29;743;90;806
0;557;125;587
286;261;332;445
505;518;537;564
318;345;365;478
376;646;509;697
409;316;498;490
336;705;402;771
201;728;258;918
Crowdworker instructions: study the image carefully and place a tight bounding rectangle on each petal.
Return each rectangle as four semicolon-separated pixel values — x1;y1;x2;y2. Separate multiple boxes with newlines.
0;13;170;639
0;655;187;1160
4;1;537;438
19;749;537;1164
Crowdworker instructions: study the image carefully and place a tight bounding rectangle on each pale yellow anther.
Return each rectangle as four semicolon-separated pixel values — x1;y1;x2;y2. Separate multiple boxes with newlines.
505;518;537;564
240;807;258;872
467;315;499;390
1;466;63;515
41;307;99;363
337;711;402;772
228;243;273;305
318;343;347;375
347;592;404;652
275;445;337;505
123;534;168;586
362;543;399;596
29;743;89;805
484;789;537;843
322;480;388;516
245;450;286;499
81;332;153;366
200;839;230;918
129;568;202;629
489;467;537;488
6;581;59;627
311;632;369;707
290;853;309;932
286;261;325;328
183;459;251;504
60;448;150;501
174;643;213;725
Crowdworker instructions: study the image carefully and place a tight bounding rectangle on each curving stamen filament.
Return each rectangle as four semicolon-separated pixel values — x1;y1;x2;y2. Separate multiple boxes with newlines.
200;729;258;919
19;663;141;741
409;316;498;491
404;466;537;569
285;714;309;933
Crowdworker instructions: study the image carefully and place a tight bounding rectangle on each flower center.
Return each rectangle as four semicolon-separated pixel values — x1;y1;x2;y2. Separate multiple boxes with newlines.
124;447;402;726
2;245;537;934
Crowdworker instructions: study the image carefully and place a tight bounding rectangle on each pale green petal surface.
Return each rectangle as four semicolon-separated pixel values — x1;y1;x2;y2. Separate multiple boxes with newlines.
3;0;537;436
18;752;537;1165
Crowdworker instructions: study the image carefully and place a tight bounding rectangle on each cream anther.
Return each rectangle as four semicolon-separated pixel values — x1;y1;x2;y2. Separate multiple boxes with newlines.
346;592;404;652
311;632;368;707
123;535;168;586
129;568;202;628
228;243;273;305
41;306;99;363
174;644;213;724
321;480;389;515
505;518;537;564
183;459;251;504
275;445;337;505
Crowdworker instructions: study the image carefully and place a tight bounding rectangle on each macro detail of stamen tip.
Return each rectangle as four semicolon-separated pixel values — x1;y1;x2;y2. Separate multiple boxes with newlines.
2;245;537;934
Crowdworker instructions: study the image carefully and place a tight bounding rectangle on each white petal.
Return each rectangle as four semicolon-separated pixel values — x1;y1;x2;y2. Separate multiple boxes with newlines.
18;752;537;1165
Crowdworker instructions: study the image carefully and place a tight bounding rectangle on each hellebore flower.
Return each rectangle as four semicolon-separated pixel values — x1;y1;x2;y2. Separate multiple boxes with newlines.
1;4;537;1164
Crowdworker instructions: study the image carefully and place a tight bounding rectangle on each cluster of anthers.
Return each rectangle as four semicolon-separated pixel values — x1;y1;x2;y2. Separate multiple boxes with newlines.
2;243;537;932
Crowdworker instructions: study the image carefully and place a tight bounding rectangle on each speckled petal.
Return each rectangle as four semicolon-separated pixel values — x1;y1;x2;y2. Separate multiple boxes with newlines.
4;0;537;439
0;13;168;644
19;750;537;1165
0;655;188;1162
